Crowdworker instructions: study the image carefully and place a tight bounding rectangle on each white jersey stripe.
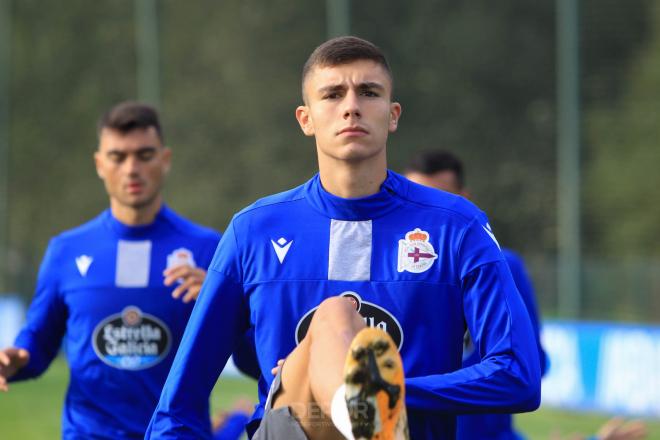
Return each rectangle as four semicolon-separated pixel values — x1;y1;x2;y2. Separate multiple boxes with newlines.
116;240;151;287
328;220;372;281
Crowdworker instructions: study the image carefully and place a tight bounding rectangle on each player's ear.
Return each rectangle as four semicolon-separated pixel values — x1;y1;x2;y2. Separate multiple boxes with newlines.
295;105;315;137
389;102;402;133
162;147;172;174
94;150;105;179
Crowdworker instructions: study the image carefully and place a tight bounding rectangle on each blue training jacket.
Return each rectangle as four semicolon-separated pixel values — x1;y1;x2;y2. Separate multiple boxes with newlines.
147;171;541;439
457;248;548;440
12;205;220;439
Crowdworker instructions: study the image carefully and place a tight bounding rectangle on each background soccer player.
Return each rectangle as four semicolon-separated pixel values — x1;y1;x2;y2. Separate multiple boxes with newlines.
147;36;541;440
0;102;222;438
405;150;547;440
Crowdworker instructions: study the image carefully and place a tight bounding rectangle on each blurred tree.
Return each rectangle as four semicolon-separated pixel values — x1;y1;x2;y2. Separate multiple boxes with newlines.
7;0;326;295
584;2;660;256
9;0;136;293
4;0;656;308
159;0;324;230
353;0;557;253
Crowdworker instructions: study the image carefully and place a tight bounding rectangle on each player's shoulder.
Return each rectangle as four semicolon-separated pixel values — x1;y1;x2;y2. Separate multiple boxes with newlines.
392;171;484;225
501;247;521;263
232;180;309;222
501;247;525;271
160;206;221;242
52;211;108;245
43;211;109;259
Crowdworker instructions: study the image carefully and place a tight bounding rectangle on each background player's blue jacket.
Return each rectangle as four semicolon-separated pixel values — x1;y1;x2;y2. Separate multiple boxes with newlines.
457;249;548;440
147;171;541;439
12;205;220;439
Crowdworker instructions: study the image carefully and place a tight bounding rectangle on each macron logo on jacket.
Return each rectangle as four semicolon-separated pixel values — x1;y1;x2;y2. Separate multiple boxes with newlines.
75;255;93;277
271;238;293;263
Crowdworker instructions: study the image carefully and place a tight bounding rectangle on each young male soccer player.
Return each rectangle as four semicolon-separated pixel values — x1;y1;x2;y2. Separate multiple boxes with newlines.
147;36;541;440
0;102;222;439
405;150;547;440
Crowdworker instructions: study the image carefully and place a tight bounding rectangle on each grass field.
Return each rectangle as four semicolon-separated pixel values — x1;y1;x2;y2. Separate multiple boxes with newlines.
1;357;659;439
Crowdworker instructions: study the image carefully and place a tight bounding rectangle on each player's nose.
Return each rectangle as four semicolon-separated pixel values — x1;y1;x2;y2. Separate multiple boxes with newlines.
342;90;361;119
123;155;142;174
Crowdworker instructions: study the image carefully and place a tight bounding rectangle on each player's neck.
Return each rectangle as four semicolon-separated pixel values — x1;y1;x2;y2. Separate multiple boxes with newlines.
109;197;163;226
318;155;387;199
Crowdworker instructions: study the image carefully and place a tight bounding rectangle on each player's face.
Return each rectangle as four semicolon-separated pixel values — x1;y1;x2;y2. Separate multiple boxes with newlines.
406;170;465;196
296;60;401;164
95;127;171;213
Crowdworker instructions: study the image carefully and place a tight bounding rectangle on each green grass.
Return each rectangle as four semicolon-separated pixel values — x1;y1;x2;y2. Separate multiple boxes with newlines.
0;356;259;438
517;408;660;439
2;357;659;439
1;356;66;438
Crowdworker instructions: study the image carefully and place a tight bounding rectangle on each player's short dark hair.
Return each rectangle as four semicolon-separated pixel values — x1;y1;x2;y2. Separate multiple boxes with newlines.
301;36;393;98
97;101;164;143
406;150;466;189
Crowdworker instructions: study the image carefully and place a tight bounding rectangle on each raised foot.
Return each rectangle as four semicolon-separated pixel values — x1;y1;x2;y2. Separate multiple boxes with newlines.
344;327;409;440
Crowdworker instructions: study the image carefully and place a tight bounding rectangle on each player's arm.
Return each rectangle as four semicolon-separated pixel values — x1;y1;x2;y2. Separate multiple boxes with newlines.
4;240;68;387
164;234;260;380
146;222;250;439
405;215;541;413
503;250;548;376
231;327;260;380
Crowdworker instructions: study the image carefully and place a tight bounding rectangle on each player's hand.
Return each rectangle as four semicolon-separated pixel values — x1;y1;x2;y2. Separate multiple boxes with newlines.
271;359;284;376
0;347;30;392
163;265;207;303
212;397;254;432
596;417;648;440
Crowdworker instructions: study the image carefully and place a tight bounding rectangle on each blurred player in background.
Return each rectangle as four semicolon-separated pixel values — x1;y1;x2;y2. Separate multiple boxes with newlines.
405;151;649;440
147;36;541;440
405;150;547;440
0;102;224;439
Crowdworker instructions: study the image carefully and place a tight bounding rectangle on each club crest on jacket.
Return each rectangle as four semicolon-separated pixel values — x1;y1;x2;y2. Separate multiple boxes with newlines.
397;228;437;273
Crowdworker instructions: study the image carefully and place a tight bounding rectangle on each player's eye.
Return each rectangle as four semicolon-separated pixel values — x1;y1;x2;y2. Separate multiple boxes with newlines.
324;92;341;100
108;152;125;164
361;89;379;97
137;149;156;161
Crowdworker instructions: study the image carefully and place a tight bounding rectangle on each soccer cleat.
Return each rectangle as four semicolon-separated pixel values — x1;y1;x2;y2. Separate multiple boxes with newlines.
344;327;409;440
